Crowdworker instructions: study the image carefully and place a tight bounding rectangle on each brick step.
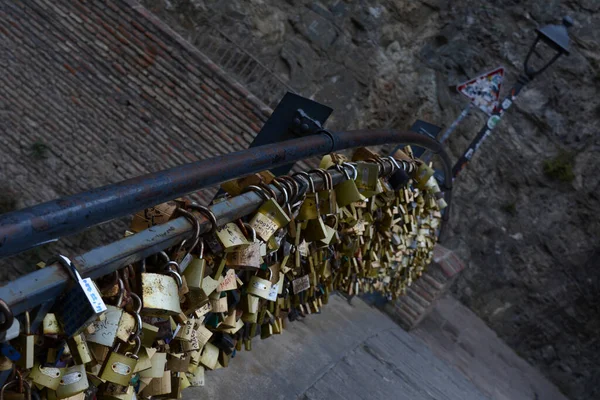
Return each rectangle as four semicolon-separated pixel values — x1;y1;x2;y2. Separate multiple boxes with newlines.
412;278;439;298
421;273;445;291
397;301;421;320
384;303;417;329
409;282;436;303
398;292;427;315
405;287;432;308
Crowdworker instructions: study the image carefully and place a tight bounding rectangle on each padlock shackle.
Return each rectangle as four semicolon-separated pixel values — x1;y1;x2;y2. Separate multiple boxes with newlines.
271;179;289;206
309;169;331;191
242;223;257;242
342;163;358;180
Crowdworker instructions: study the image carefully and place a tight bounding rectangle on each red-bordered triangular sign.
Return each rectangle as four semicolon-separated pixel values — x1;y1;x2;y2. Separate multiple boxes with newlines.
457;67;505;115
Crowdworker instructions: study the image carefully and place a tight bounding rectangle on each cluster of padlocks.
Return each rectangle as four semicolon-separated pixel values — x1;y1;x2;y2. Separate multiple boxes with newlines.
0;148;446;399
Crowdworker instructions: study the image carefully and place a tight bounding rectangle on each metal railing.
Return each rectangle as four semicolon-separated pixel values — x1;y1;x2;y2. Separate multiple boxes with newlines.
192;14;296;109
0;129;452;321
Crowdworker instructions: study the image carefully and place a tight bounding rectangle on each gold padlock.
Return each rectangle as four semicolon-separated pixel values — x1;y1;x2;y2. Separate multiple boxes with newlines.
198;343;219;370
139;352;167;379
215;222;249;252
67;334;92;365
247;185;290;241
247;269;273;300
98;337;140;386
295;172;319;221
226;224;262;270
334;163;365;207
355;161;380;194
29;363;63;390
310;169;337;215
55;364;88;400
183;239;205;292
414;162;435;189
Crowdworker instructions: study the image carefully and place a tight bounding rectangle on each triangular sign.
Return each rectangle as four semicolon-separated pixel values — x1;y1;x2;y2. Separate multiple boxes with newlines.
457;67;505;115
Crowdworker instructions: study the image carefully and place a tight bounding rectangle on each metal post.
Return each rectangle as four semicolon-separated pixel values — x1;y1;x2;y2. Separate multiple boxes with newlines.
452;75;529;178
439;104;472;144
421;104;472;163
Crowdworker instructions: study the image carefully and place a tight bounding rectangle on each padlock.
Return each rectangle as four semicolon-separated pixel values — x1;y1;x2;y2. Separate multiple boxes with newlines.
141;370;172;397
355;161;380;195
42;314;61;336
98;337;140;386
139;257;183;317
186;363;205;387
139;351;166;379
310;169;337;215
84;306;122;348
247;269;273;300
226;225;262;270
13;312;33;369
29;363;63;390
334;163;365;207
247;186;290;242
97;382;132;399
66;334;92;366
55;364;88;399
414;162;435;189
0;379;31;400
183;239;205;292
167;353;191;373
53;255;107;338
295;172;319;221
303;218;328;243
198;343;219;370
215;223;249;252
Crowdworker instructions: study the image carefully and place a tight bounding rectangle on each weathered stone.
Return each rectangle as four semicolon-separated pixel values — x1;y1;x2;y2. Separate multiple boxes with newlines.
289;10;338;51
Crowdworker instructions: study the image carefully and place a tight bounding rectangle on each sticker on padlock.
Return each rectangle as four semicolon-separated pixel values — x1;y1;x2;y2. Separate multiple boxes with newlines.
292;275;311;294
56;364;89;399
29;363;63;390
98;337;140;386
53;255;107;338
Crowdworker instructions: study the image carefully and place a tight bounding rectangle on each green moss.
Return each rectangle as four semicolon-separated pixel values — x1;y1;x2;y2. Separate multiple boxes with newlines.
0;191;17;214
30;141;49;160
502;202;517;216
543;151;575;183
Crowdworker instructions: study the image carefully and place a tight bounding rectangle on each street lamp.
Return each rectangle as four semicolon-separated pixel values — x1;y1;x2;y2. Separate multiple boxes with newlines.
451;16;573;179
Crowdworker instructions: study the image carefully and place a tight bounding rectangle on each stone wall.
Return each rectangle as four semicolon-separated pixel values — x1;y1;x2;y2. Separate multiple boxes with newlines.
141;1;600;398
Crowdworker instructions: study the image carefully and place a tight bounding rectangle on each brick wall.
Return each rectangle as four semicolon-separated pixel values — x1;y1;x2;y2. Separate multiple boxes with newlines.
0;0;276;281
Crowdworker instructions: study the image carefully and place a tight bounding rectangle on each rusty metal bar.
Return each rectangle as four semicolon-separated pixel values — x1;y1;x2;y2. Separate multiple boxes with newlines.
0;130;451;260
0;165;351;316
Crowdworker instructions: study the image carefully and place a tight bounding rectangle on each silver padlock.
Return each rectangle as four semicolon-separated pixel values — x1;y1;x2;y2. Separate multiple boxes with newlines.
140;256;183;317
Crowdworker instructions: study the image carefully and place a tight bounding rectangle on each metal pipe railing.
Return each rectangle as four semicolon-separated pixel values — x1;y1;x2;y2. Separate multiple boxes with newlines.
0;130;452;259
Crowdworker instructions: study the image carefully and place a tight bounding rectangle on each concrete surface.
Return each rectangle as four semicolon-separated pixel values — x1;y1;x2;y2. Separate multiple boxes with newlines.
188;295;490;400
412;294;568;400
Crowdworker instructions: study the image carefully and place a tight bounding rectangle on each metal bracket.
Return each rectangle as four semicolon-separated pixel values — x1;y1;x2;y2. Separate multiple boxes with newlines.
289;109;324;137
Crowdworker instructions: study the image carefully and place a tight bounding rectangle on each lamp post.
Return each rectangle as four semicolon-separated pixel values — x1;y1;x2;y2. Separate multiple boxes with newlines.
451;16;573;179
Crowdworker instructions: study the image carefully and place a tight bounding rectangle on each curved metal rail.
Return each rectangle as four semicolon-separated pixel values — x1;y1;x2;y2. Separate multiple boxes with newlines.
0;129;451;259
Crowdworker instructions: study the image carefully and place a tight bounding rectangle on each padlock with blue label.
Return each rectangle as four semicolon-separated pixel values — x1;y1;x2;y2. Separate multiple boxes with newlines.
53;255;107;338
